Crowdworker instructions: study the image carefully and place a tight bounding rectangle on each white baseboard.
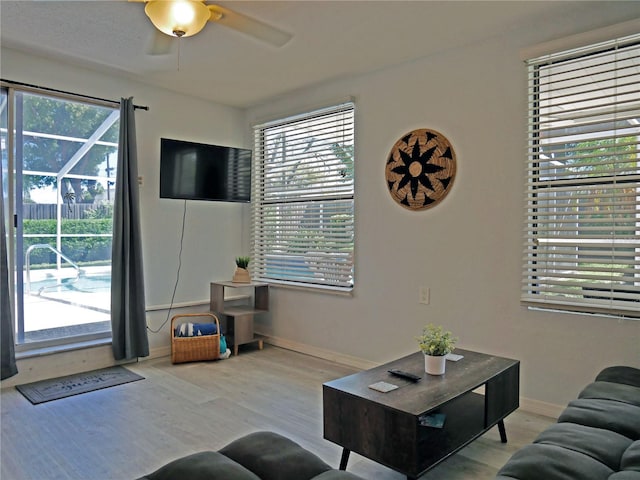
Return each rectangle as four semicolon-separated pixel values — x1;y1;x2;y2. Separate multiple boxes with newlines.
142;334;374;370
148;345;171;360
519;397;563;419
259;333;378;371
2;344;120;388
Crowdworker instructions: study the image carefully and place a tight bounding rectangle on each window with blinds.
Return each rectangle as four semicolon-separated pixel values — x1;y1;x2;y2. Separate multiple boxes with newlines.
251;102;355;291
522;34;640;317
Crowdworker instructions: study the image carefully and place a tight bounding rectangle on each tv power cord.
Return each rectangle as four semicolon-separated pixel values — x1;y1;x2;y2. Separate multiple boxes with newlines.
147;199;186;334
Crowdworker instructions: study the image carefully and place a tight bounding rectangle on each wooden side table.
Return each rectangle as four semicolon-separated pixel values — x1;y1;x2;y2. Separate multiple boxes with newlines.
210;281;268;355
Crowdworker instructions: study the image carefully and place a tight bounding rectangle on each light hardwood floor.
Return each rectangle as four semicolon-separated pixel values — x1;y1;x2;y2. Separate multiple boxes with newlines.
1;346;553;480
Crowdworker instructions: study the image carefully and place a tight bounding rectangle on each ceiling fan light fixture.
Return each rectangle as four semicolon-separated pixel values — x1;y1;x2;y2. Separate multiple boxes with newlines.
145;0;210;38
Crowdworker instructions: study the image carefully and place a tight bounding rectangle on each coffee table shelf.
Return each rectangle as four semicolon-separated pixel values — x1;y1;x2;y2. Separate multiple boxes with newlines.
323;349;519;479
416;391;485;471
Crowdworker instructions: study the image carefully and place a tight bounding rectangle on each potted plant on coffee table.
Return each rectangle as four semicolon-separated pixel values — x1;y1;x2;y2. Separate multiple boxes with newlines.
416;323;457;375
232;256;251;283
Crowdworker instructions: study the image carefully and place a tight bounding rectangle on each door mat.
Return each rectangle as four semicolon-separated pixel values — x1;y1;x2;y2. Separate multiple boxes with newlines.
16;366;144;405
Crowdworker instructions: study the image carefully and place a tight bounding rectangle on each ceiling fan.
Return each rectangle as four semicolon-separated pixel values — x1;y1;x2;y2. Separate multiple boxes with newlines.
130;0;292;55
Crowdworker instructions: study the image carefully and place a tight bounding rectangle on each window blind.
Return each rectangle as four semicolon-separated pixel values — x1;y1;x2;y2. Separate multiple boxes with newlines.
252;103;355;291
522;33;640;317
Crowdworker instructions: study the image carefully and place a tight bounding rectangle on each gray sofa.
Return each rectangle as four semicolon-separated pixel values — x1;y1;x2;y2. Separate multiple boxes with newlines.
139;431;364;480
496;366;640;480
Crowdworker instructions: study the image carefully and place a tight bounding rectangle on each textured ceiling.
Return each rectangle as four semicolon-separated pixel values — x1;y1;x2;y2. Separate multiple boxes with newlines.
2;1;640;108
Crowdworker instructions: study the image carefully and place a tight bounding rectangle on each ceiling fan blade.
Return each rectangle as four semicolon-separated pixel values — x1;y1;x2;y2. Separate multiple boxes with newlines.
208;4;292;47
146;28;175;56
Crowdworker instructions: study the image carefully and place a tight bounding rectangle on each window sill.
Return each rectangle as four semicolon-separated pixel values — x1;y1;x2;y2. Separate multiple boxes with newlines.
15;337;112;360
266;279;354;296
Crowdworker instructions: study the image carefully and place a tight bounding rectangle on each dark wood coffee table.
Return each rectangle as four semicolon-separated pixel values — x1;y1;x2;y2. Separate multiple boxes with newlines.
323;349;519;479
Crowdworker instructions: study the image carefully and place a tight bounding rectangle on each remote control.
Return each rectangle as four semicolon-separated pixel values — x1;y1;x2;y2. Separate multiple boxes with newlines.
388;369;421;382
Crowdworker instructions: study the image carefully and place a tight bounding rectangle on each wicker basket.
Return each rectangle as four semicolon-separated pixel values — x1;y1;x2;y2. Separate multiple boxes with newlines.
171;313;221;364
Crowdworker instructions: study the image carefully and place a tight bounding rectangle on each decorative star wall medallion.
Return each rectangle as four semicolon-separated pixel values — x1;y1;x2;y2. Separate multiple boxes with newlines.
385;128;457;211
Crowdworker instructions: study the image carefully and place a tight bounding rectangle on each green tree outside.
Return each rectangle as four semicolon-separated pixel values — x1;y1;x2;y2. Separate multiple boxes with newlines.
21;93;118;203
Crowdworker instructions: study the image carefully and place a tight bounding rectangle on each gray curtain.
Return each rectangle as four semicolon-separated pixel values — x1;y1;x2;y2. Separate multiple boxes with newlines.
1;160;17;379
110;97;149;360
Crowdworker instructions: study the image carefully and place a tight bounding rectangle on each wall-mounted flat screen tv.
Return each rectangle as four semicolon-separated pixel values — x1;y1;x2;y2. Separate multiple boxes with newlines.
160;138;252;202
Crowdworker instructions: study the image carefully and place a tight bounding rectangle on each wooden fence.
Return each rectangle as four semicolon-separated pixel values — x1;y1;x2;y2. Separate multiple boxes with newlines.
23;204;97;220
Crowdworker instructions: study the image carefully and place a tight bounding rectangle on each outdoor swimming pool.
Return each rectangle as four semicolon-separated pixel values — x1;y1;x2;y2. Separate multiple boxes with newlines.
29;272;111;295
21;268;112;340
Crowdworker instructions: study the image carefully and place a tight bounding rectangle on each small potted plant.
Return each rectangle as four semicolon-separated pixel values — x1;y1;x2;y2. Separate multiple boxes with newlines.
416;323;457;375
232;256;251;283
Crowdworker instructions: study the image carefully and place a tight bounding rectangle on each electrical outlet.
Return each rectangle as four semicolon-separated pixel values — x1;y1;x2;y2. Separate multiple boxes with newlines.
138;176;143;186
419;286;430;305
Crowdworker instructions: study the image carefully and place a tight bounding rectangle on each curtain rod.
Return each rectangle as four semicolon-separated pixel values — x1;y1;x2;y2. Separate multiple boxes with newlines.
0;78;149;111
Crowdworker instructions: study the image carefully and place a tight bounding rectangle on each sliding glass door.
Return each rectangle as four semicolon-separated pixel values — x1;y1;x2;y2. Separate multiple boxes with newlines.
3;88;119;348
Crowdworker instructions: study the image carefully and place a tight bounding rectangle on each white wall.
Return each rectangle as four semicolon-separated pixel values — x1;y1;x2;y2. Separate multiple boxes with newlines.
245;11;640;410
1;48;249;383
